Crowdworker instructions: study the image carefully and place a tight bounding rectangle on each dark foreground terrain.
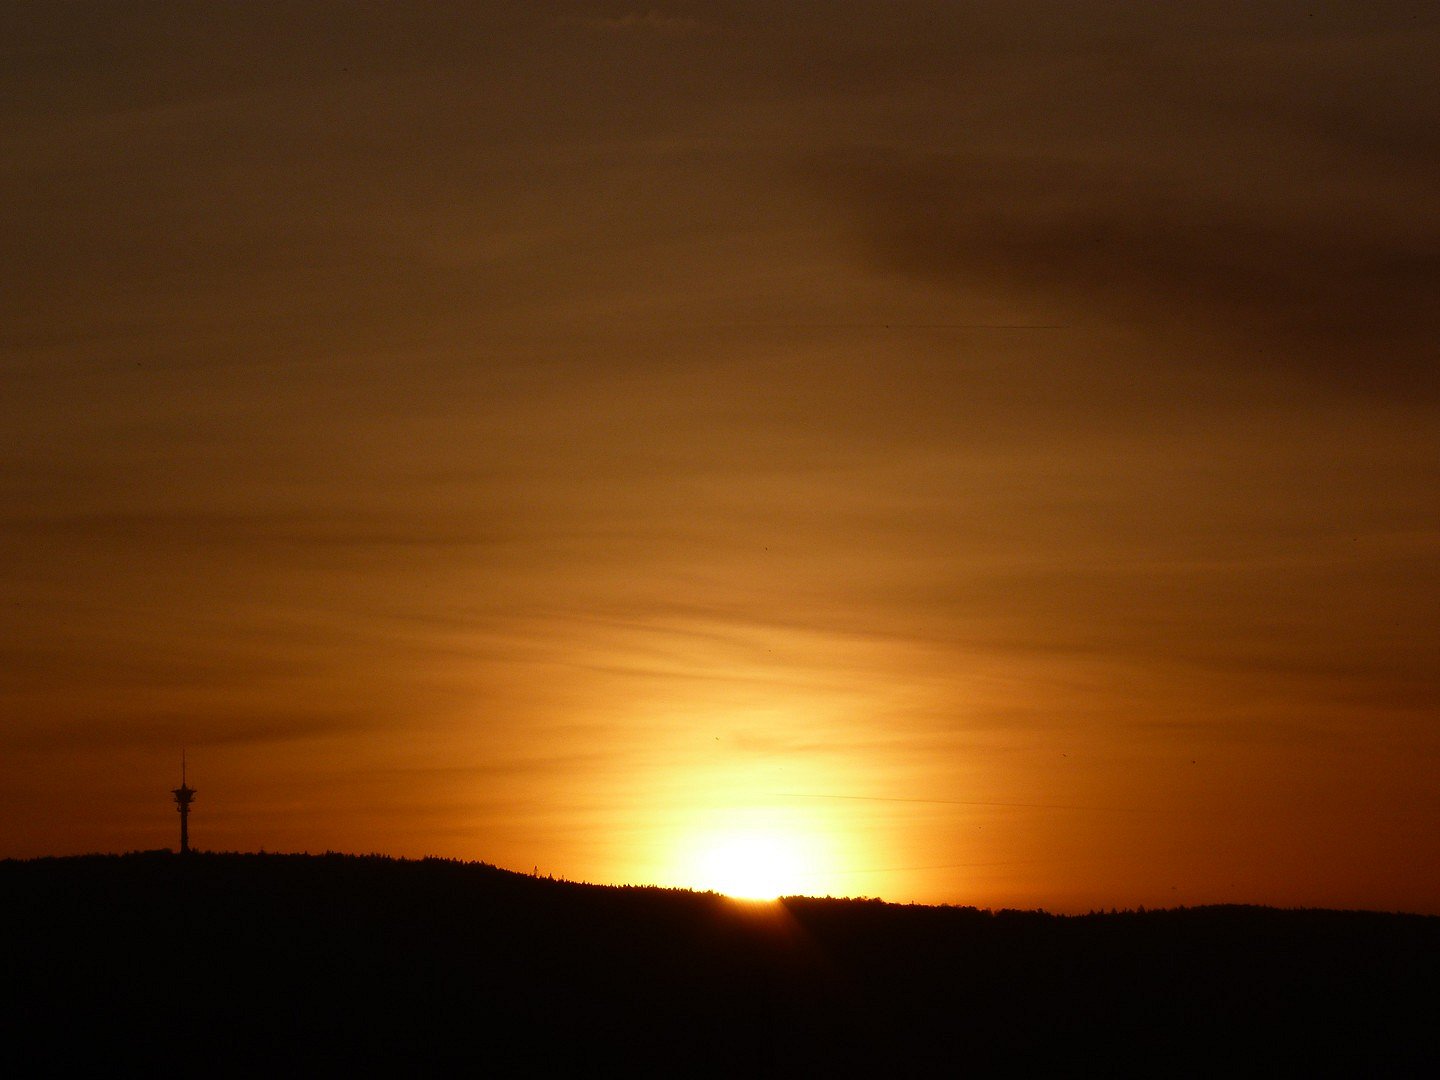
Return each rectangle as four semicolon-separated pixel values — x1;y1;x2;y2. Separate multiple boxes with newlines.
4;852;1436;1074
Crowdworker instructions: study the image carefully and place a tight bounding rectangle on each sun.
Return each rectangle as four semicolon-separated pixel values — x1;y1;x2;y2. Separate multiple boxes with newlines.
658;786;857;901
688;827;819;901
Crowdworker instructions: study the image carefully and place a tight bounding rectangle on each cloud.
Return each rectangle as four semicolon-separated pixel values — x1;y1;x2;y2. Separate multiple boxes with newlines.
796;5;1440;396
0;509;530;550
551;10;709;35
4;711;386;753
812;141;1437;394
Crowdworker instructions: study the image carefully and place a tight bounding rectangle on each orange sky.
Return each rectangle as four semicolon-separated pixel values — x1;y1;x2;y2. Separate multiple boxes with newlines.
4;3;1437;913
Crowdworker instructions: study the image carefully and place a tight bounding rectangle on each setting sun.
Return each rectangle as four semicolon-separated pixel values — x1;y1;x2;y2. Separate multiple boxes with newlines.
697;831;802;899
681;823;834;900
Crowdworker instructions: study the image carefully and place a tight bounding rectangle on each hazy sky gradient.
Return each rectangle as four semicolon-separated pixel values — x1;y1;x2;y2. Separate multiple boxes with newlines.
4;2;1437;912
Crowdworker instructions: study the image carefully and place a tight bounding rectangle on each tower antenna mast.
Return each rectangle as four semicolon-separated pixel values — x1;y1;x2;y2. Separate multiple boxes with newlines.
172;751;196;855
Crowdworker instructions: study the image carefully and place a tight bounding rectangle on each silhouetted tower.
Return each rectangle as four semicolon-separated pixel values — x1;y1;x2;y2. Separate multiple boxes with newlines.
172;754;196;855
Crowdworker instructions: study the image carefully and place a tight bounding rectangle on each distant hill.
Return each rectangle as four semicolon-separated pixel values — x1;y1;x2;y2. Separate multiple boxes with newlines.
5;852;1436;1073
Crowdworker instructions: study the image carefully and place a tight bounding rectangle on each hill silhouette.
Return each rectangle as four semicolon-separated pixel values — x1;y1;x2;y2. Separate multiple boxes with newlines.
6;852;1435;1073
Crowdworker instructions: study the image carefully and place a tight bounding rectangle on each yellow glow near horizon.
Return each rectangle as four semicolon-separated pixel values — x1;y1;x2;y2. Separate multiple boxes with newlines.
676;815;843;900
693;831;804;900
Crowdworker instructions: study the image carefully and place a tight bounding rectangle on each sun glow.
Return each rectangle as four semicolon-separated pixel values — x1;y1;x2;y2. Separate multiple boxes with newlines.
650;760;867;901
684;825;830;900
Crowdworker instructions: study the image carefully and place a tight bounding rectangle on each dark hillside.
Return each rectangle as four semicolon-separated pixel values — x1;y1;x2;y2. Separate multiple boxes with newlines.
4;853;1435;1074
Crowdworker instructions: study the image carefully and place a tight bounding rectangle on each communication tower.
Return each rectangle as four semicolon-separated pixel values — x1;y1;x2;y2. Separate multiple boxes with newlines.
172;753;196;855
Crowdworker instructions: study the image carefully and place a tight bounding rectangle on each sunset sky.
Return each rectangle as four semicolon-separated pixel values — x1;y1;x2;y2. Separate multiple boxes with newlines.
4;2;1437;912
